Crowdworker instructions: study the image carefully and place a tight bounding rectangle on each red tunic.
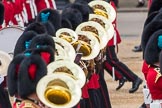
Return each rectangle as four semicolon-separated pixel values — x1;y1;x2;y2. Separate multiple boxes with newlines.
3;1;15;26
87;73;100;89
2;0;24;27
35;0;57;13
107;1;121;46
22;0;57;24
142;60;149;80
23;0;38;23
147;66;162;100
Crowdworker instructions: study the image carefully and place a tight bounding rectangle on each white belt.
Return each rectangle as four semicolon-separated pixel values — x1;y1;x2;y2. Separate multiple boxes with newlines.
153;100;162;103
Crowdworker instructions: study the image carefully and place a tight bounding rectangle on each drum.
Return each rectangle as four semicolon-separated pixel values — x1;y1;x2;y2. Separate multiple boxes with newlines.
0;26;24;54
0;50;12;76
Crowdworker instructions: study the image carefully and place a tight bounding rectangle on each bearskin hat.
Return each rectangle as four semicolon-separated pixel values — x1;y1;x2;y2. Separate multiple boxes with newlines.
64;2;93;22
148;0;162;16
141;20;162;55
14;31;37;57
61;7;83;30
36;8;61;31
24;22;47;34
7;54;26;96
17;54;47;98
144;11;159;28
39;21;56;36
29;34;55;51
75;0;93;3
30;46;55;65
61;17;73;29
144;29;162;65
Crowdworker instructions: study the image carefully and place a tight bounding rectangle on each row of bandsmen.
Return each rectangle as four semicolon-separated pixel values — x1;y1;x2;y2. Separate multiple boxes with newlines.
140;0;162;108
0;0;118;108
0;0;56;28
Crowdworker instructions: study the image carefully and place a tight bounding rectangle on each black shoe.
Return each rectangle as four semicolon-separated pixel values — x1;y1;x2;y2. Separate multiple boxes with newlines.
134;45;140;49
129;77;143;93
132;45;142;52
139;102;147;108
116;77;127;90
136;2;145;8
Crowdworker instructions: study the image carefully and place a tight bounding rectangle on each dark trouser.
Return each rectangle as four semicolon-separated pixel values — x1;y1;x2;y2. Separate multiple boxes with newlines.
95;61;112;108
104;61;123;80
88;89;102;108
105;45;138;82
98;66;112;108
73;98;92;108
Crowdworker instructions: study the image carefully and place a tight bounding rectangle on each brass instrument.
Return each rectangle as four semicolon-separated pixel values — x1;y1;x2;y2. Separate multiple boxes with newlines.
94;8;109;19
56;28;78;44
75;21;107;49
72;31;100;60
53;37;76;61
88;1;116;22
36;73;81;108
47;60;86;88
45;79;71;105
89;14;114;42
72;40;91;57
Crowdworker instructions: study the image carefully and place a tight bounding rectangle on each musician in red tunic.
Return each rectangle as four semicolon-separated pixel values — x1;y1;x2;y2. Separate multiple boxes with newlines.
103;0;143;93
22;0;57;26
144;30;162;107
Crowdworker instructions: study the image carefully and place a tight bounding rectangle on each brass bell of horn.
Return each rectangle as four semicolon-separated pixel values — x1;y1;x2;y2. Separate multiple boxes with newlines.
89;14;115;41
36;73;81;108
55;43;68;61
75;21;108;49
56;28;78;44
88;0;116;22
53;37;76;61
74;31;100;60
47;60;86;88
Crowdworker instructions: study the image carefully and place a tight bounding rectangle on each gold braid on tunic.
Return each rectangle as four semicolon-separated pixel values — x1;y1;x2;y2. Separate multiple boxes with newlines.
154;67;162;83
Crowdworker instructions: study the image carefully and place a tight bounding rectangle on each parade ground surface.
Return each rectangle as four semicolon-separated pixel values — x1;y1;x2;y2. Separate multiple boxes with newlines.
105;11;147;108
